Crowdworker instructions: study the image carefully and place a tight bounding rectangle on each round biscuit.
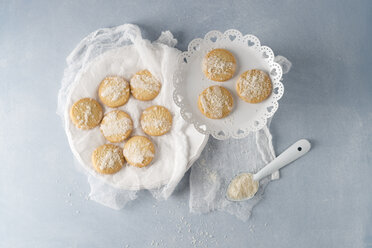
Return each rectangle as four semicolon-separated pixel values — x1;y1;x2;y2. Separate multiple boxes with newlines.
130;70;161;101
198;85;234;119
123;136;155;168
70;98;103;129
140;105;172;136
236;69;272;103
202;48;236;82
98;76;130;108
92;144;124;174
100;110;133;143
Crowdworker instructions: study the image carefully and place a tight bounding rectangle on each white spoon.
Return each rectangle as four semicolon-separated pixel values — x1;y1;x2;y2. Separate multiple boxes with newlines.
226;139;311;202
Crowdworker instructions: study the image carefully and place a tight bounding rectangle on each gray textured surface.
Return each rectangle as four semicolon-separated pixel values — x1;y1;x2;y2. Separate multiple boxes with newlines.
0;0;371;247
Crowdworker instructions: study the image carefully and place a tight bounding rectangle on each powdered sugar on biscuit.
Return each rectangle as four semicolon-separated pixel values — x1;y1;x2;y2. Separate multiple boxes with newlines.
97;146;122;170
141;118;171;133
237;70;272;102
72;99;102;128
199;86;232;119
131;74;161;93
100;77;129;101
141;106;172;134
124;139;154;165
204;56;234;77
100;111;132;138
78;104;92;126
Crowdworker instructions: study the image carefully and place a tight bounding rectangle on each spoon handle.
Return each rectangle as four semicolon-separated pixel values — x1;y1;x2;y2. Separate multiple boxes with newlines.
253;139;311;181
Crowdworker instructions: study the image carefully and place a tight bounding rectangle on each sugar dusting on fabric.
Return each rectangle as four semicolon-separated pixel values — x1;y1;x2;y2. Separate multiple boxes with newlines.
190;130;273;221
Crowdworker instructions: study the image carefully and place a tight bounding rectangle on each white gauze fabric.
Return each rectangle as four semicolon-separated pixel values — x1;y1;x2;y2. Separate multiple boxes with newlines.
57;24;206;209
189;57;291;221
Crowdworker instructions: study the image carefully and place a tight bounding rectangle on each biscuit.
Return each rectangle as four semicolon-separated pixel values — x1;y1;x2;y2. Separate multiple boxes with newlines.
140;105;172;136
198;85;233;119
202;48;236;82
123;136;155;168
70;98;103;129
98;76;130;108
92;144;124;174
100;110;133;143
130;70;161;101
236;69;272;103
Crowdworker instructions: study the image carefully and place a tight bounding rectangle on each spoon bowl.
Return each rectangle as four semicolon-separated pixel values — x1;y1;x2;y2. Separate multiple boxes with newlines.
226;172;258;201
